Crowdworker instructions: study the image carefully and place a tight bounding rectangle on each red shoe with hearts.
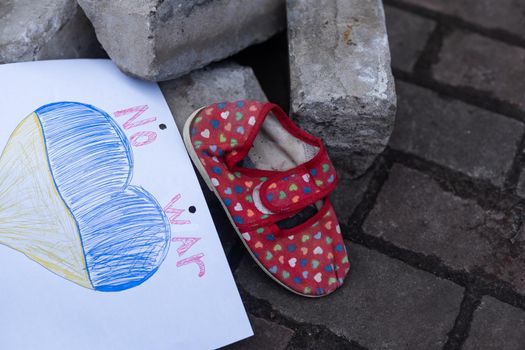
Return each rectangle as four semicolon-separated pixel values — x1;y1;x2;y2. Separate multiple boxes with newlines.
183;100;350;297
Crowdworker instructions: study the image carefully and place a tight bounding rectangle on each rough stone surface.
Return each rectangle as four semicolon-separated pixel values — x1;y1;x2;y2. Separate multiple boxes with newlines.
236;243;463;349
160;62;267;254
384;6;436;72
516;170;525;199
464;297;525;350
286;329;361;350
0;0;103;63
390;81;523;186
433;30;525;111
78;0;285;81
400;0;525;40
160;62;267;132
287;0;397;177
225;315;294;350
364;165;525;295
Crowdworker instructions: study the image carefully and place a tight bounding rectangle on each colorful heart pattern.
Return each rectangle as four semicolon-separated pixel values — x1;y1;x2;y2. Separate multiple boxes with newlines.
240;208;349;296
189;100;350;296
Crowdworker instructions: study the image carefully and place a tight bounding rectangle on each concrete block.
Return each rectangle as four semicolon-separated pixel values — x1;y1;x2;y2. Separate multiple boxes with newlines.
160;62;267;131
78;0;285;81
287;0;396;177
0;0;103;63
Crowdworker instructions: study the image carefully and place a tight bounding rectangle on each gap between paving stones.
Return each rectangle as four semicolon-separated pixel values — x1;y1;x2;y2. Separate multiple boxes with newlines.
349;149;525;225
394;68;525;193
504;131;525;192
390;80;523;188
390;15;525;195
395;34;525;124
387;7;525;197
340;225;525;341
396;70;525;124
386;6;525;124
383;0;525;49
463;296;525;349
336;147;525;347
386;150;525;213
442;289;482;350
342;151;525;313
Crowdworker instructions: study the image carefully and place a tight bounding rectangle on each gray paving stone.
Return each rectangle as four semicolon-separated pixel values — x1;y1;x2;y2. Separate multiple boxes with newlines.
0;0;103;63
390;81;523;186
224;315;294;350
286;328;361;350
78;0;285;81
516;170;525;198
363;165;525;295
160;62;267;255
463;297;525;350
384;6;436;72
400;0;525;40
433;30;525;111
236;242;463;349
288;0;396;178
330;164;375;226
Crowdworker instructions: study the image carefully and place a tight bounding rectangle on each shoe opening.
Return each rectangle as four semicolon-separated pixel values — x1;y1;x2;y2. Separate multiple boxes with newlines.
239;111;319;171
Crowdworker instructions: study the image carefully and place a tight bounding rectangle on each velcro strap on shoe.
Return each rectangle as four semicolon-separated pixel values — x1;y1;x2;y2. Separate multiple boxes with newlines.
259;152;338;214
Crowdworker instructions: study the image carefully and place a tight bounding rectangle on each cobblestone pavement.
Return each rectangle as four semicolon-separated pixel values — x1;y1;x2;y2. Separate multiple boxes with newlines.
215;1;525;348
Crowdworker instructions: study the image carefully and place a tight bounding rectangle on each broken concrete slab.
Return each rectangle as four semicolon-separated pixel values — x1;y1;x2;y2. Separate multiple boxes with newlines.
0;0;103;63
287;0;396;177
160;62;267;254
78;0;285;81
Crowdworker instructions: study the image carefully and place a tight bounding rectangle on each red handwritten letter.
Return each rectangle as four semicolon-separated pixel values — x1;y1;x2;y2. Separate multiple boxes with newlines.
114;105;156;130
176;253;206;277
171;237;201;257
164;194;190;225
130;131;157;147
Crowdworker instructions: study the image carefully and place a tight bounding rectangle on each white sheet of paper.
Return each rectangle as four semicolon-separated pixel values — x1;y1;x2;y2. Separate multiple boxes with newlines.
0;59;252;350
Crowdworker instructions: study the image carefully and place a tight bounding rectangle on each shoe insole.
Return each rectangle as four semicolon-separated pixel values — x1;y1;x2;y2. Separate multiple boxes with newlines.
245;112;318;171
239;112;324;227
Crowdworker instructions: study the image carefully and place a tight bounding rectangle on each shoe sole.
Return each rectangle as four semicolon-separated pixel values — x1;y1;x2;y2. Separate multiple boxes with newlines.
182;107;323;298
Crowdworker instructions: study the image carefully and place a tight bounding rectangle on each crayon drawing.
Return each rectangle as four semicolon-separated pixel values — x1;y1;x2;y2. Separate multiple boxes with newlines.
0;102;171;292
